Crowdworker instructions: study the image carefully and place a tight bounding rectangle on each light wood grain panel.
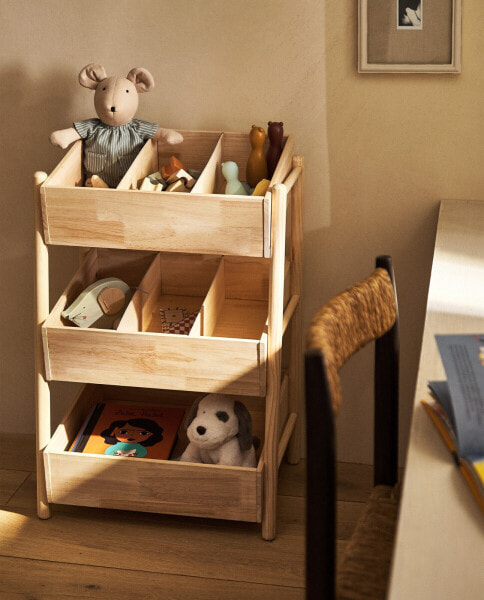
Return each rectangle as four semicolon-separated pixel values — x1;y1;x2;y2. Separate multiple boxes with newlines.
191;133;223;194
211;299;268;340
42;186;265;255
34;171;51;519
42;140;83;187
262;184;287;540
157;130;222;174
43;327;265;395
44;451;260;521
118;138;158;190
200;259;225;337
287;156;304;463
224;256;270;301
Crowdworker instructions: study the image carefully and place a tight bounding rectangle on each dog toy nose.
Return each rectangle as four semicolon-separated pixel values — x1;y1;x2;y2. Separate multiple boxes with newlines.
196;426;206;435
110;106;116;112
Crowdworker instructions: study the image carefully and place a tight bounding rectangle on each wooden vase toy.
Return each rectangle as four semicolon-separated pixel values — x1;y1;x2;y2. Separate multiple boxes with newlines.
246;125;268;188
266;122;284;179
221;161;248;196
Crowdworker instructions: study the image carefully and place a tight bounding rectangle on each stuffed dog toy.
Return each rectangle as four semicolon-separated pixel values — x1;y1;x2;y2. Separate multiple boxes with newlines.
177;394;257;467
50;63;183;188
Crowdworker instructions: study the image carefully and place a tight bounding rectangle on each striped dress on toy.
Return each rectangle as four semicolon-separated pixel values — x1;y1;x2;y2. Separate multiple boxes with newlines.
73;118;158;188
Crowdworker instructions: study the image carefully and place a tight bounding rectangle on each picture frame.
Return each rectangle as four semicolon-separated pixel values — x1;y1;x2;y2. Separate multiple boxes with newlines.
358;0;462;73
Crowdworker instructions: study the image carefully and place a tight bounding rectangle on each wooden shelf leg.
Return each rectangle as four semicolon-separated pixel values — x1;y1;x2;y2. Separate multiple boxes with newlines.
287;156;304;465
262;184;287;541
34;171;51;519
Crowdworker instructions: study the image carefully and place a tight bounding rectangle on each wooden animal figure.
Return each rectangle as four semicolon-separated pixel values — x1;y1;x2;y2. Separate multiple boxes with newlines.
246;125;268;188
266;121;284;179
221;161;248;196
62;277;132;329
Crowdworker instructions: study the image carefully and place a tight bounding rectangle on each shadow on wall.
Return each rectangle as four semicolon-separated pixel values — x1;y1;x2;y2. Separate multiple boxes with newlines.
0;62;80;432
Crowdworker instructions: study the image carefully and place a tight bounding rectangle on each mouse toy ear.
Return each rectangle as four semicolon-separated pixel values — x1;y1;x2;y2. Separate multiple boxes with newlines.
79;63;107;89
126;67;155;93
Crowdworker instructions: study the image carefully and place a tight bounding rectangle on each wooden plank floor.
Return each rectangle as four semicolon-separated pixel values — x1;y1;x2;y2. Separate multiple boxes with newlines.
0;434;373;599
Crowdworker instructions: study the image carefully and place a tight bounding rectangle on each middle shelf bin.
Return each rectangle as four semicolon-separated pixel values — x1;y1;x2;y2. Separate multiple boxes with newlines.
42;249;282;396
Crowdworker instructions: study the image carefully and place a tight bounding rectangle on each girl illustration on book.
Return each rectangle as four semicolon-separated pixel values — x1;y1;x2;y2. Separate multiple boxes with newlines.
101;418;164;457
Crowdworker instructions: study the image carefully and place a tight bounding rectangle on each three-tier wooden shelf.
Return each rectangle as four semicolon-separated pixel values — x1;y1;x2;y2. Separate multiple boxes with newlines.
34;129;303;540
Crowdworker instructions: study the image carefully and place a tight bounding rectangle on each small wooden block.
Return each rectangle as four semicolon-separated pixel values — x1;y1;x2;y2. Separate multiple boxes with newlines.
140;178;156;191
166;180;189;193
166;169;196;189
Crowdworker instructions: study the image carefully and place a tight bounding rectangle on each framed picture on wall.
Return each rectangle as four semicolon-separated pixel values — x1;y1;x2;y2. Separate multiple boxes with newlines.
358;0;462;73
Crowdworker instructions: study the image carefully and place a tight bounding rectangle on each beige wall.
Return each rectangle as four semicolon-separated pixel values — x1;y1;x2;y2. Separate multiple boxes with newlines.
0;1;482;466
0;0;330;435
321;1;484;463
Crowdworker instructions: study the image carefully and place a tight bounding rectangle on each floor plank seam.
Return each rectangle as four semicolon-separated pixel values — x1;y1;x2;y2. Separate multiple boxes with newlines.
0;553;305;590
3;472;30;506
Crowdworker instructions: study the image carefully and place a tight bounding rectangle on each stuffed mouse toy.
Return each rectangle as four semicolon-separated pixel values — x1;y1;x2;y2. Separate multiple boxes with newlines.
50;63;183;188
177;394;258;467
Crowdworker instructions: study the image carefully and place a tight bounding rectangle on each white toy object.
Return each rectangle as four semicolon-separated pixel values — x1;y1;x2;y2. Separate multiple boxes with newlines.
178;394;257;467
61;277;131;329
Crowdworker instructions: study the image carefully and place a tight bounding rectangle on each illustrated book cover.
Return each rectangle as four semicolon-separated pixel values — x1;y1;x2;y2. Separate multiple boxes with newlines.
69;401;185;460
422;334;484;513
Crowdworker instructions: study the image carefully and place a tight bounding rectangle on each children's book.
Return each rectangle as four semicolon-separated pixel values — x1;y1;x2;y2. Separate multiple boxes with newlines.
422;334;484;513
69;401;185;460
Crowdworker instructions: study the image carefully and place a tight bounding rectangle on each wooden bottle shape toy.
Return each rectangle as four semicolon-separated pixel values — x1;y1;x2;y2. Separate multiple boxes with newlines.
221;161;248;195
246;125;268;188
266;121;284;179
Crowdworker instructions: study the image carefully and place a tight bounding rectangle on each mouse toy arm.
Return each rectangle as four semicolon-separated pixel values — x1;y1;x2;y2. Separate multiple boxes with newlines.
50;127;82;150
154;126;183;145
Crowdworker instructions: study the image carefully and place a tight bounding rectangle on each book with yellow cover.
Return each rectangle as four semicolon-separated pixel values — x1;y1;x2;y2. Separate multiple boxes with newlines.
69;401;185;460
422;334;484;514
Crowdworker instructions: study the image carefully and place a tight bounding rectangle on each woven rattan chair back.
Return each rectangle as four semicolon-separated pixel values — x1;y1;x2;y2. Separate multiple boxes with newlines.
305;255;399;600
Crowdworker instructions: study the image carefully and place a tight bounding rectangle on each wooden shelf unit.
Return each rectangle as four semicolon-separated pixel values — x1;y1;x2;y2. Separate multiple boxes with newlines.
34;129;304;540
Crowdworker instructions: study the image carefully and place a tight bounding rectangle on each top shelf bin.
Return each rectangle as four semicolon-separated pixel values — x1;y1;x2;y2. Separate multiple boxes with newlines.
40;129;294;257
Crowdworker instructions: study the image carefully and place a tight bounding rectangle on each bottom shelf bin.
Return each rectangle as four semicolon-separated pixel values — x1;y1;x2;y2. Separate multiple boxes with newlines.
43;384;264;522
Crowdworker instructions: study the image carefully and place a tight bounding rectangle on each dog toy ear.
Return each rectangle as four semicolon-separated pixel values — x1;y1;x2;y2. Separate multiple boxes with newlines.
183;395;205;431
79;63;107;89
234;401;253;451
126;67;155;93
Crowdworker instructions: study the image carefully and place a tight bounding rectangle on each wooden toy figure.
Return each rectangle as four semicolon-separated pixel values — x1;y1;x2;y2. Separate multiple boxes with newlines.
221;161;248;195
266;121;284;179
246;125;268;188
